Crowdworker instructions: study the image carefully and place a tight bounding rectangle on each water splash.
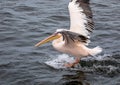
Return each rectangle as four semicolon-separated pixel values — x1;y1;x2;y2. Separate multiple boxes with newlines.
45;54;75;69
45;54;110;69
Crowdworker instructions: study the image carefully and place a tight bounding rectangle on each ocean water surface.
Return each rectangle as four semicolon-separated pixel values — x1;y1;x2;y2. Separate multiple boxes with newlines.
0;0;120;85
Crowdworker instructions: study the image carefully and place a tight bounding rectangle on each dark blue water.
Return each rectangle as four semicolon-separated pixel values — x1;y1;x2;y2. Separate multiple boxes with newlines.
0;0;120;85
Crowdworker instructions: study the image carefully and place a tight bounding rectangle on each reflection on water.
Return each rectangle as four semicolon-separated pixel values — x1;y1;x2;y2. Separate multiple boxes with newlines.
62;71;90;85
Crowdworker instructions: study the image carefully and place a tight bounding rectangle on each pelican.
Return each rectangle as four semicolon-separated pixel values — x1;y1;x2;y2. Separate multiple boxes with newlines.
35;0;102;67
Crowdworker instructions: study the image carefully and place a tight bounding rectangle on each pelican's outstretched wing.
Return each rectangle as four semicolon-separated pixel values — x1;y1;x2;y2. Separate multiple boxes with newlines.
68;0;94;38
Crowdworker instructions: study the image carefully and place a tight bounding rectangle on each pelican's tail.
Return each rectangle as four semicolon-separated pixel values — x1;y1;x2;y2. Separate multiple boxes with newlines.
88;46;102;56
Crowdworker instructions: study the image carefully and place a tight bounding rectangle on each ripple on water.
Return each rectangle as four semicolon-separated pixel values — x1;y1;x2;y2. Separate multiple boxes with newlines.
0;0;120;85
13;6;38;12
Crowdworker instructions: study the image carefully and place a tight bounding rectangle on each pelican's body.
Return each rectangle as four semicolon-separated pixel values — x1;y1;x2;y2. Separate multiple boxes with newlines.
35;0;102;67
52;35;89;57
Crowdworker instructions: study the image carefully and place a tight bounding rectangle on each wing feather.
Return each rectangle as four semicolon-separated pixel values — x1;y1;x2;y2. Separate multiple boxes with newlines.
68;0;94;38
58;31;89;45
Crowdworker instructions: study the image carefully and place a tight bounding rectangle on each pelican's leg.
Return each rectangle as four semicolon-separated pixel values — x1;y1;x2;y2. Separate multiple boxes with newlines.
64;57;80;68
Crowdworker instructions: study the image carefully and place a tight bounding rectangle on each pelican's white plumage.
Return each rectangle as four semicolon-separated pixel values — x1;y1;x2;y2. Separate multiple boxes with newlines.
69;1;88;37
69;0;94;38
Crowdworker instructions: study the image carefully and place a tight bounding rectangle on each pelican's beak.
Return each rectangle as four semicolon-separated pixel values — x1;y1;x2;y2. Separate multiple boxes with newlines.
35;33;61;47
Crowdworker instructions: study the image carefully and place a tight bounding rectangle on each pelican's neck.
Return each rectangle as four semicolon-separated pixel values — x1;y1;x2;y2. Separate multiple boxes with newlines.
52;36;63;45
56;29;68;32
52;36;65;50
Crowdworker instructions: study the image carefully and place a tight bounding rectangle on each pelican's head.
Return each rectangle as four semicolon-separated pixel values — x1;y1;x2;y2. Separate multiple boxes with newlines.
35;29;67;47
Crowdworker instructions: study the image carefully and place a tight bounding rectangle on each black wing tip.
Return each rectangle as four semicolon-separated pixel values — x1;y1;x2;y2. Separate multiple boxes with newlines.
76;0;94;34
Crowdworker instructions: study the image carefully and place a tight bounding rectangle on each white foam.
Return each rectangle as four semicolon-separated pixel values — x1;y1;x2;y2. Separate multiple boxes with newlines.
45;54;75;69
